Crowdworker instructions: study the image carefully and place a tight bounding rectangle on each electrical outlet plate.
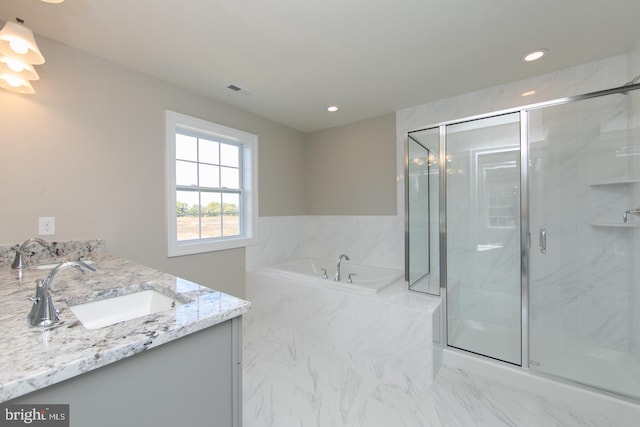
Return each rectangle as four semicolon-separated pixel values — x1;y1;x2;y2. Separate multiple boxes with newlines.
38;217;55;235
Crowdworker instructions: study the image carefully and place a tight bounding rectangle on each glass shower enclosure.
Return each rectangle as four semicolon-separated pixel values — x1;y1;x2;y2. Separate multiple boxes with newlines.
405;82;640;399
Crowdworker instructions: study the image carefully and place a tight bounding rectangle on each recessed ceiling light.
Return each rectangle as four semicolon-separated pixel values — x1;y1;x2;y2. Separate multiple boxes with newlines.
522;90;536;97
523;49;548;62
327;106;338;112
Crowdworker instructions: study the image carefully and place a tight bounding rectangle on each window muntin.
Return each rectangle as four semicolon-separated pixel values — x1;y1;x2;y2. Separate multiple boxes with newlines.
175;131;243;241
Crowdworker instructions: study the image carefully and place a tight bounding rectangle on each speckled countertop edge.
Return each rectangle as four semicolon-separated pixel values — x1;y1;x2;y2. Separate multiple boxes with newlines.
0;252;251;402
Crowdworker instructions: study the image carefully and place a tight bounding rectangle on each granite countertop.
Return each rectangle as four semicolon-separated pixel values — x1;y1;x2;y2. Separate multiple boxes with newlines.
0;252;251;402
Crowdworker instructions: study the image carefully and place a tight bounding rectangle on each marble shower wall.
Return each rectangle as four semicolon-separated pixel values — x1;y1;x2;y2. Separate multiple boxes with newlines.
629;47;640;366
528;93;639;355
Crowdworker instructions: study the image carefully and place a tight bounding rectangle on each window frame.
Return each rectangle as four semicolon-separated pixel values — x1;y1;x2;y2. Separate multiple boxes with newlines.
166;110;258;257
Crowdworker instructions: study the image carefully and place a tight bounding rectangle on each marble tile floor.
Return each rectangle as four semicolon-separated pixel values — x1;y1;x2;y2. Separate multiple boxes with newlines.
243;345;640;427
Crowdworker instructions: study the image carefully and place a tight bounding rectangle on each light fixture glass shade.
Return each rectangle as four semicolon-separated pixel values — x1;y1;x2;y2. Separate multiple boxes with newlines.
0;55;39;80
0;73;35;94
0;21;45;65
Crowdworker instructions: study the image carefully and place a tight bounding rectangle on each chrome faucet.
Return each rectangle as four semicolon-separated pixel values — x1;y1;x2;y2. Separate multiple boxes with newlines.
11;238;51;270
28;261;96;327
334;254;350;281
623;208;640;223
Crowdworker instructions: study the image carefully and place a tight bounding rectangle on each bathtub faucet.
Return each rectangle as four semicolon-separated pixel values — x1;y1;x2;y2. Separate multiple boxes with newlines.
334;254;350;281
623;207;640;223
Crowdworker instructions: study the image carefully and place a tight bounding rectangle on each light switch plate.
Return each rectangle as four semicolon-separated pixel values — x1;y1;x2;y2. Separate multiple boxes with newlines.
38;217;55;235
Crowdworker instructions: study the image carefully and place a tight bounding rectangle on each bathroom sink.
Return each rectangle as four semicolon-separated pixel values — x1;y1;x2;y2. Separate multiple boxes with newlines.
36;260;93;270
69;289;178;330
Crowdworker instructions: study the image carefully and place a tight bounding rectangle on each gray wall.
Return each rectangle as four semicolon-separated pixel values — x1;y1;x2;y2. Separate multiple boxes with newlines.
305;113;397;215
0;36;398;297
0;37;306;298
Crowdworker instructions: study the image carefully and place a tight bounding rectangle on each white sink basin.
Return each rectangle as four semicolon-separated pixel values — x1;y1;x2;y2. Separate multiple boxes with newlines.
36;260;93;270
69;290;178;330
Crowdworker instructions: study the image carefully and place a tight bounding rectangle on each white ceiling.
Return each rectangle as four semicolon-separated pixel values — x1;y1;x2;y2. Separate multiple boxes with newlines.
2;0;640;132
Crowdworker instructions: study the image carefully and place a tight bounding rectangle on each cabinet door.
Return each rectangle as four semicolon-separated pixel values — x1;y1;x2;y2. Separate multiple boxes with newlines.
13;319;241;427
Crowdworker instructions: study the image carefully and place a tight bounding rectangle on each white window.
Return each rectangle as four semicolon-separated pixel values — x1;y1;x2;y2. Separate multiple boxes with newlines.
166;110;258;257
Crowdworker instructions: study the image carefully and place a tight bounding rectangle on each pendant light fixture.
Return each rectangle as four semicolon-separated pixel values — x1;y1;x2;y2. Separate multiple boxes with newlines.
0;18;45;94
0;55;39;80
0;74;35;94
0;19;45;65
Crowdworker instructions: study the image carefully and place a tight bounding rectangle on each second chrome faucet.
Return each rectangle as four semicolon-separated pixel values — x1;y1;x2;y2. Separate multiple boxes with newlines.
11;238;51;270
623;208;640;223
334;254;350;281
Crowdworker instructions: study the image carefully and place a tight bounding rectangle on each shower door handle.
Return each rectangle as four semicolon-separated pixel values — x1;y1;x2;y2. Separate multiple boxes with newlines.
539;228;546;254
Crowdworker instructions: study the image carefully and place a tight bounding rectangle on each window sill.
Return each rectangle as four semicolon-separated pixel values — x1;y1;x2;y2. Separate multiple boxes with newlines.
168;236;256;257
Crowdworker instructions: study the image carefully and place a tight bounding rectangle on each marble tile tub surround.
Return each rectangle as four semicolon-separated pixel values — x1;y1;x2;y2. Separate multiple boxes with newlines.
0;252;250;402
0;239;104;268
246;215;404;272
244;271;442;427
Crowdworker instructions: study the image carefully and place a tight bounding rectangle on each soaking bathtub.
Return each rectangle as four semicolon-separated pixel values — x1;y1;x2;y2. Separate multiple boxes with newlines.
261;257;404;294
244;259;442;426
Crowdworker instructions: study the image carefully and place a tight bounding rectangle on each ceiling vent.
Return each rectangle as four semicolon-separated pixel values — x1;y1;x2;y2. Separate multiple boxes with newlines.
227;84;252;96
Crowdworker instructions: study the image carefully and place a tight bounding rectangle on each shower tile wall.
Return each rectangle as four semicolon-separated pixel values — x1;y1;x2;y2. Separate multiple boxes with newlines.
529;94;638;354
631;51;640;366
396;52;638;362
578;97;637;353
630;46;640;367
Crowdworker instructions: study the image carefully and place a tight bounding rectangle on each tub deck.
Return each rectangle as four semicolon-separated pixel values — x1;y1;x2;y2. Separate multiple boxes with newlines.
265;257;404;294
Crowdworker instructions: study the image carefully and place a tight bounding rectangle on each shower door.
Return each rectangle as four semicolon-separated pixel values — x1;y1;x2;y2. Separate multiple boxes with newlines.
446;113;523;365
528;90;640;398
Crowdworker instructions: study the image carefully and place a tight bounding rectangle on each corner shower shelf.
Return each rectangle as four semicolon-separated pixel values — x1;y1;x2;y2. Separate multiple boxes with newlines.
589;179;639;187
590;222;638;228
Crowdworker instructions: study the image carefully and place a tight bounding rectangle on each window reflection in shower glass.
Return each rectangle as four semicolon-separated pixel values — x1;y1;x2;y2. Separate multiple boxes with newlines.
446;113;522;365
478;149;519;229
